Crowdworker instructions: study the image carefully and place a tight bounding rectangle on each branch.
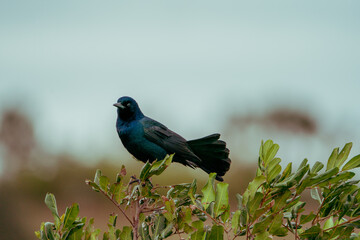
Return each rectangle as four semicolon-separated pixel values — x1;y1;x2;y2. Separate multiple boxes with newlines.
193;205;222;225
324;215;360;232
312;187;327;225
133;200;142;240
98;187;134;227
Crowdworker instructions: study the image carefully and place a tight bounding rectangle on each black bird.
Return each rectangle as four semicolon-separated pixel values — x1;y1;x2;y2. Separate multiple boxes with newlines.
113;96;231;181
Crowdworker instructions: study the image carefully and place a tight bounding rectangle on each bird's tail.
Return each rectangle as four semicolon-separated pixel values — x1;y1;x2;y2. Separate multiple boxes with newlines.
187;134;231;181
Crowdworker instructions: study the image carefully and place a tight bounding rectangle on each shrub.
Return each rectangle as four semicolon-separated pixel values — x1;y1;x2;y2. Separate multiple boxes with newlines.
36;140;360;239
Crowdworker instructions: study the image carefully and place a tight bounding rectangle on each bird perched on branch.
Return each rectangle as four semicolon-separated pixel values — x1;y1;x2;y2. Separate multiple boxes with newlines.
113;96;231;181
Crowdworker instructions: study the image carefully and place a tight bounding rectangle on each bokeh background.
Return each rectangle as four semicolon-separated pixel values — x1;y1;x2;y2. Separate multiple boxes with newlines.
1;1;359;239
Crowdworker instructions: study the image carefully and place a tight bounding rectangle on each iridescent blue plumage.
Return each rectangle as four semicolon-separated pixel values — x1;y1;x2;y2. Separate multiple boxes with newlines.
114;96;231;181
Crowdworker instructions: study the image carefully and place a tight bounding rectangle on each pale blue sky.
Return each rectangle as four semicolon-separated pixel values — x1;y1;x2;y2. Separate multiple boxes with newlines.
0;1;359;163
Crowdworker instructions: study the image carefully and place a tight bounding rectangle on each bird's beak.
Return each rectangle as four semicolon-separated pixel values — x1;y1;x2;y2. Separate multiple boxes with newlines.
113;102;125;109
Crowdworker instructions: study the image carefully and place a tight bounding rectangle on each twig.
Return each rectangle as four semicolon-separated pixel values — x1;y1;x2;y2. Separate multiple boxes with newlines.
175;225;183;239
133;200;142;240
294;213;299;240
97;187;134;227
193;205;224;227
324;215;360;232
259;189;270;208
141;207;164;214
312;187;327;225
246;223;251;240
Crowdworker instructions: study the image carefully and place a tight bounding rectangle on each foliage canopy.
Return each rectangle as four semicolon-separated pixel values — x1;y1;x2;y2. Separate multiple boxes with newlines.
36;140;360;239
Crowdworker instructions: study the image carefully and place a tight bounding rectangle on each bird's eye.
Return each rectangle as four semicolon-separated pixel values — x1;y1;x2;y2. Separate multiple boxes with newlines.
126;102;131;107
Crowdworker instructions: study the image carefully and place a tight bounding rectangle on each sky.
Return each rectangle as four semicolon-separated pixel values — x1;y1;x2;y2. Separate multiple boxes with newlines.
0;1;360;164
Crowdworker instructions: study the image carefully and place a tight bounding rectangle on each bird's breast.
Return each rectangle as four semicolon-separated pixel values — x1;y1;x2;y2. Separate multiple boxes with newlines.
117;122;167;162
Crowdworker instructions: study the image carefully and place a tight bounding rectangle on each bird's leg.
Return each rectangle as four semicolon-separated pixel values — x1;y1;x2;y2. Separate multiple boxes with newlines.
129;175;140;185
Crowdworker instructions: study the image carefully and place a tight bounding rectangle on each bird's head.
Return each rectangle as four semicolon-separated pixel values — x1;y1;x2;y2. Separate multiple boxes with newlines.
113;96;144;121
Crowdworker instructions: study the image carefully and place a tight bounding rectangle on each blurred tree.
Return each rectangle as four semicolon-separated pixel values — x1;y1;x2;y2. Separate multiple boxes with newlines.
0;109;36;179
227;108;317;135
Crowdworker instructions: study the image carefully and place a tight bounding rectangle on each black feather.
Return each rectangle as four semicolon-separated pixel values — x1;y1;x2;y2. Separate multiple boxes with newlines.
187;134;231;181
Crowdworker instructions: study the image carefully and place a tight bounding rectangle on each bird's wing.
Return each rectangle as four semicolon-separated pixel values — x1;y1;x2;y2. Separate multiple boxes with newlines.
141;117;201;167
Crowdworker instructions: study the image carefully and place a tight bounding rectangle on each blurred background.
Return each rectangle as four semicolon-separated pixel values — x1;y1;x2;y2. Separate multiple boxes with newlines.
0;1;359;239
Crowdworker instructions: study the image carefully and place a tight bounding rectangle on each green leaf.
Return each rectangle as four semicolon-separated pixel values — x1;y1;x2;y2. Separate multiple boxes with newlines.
350;234;360;240
275;164;309;188
279;162;292;181
220;206;230;222
292;201;306;214
272;190;292;212
35;230;41;240
260;140;273;162
310;161;324;175
327;147;339;170
163;199;175;222
310;188;322;204
293;163;310;182
299;225;321;238
44;222;56;240
296;176;311;194
342;154;360;171
206;225;224;240
44;193;61;227
269;214;287;236
94;169;102;185
103;232;109;240
247;192;263;215
242;175;266;204
99;176;109;193
140;161;152;181
190;230;205;240
257;158;265;176
201;173;216;209
139;222;151;240
268;157;281;171
240;209;248;226
326;171;355;185
167;183;191;199
206;201;215;218
267;164;281;182
300;212;316;224
178;206;192;229
108;214;117;227
160;222;173;239
324;216;334;230
111;182;125;203
86;180;100;192
148;154;173;177
335;143;353;168
192;220;204;230
63;203;80;229
231;210;241;235
309;167;339;186
152;215;166;238
236;193;244;210
214;182;229;217
191;221;205;240
120;226;133;240
195;199;204;212
45;193;59;218
299;158;308;169
264;144;279;166
254;231;271;240
284;195;301;210
188;179;197;204
62;221;85;240
253;207;269;221
253;215;274;234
